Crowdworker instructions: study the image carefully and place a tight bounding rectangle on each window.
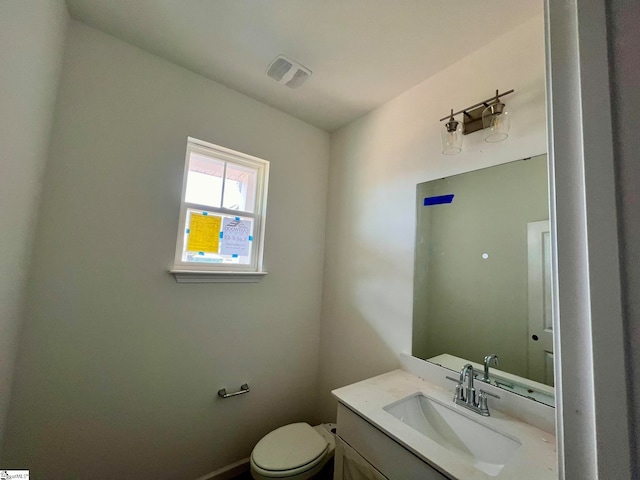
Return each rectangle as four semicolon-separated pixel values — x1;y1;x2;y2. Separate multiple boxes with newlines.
171;137;269;282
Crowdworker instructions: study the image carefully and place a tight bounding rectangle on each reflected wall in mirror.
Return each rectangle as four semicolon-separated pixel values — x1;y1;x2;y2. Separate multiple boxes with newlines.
412;154;553;404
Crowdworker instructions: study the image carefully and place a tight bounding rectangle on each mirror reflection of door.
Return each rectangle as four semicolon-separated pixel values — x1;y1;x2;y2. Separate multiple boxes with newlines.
527;220;554;386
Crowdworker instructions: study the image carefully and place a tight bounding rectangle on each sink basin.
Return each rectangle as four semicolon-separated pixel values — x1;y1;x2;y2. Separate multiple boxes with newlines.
384;393;521;476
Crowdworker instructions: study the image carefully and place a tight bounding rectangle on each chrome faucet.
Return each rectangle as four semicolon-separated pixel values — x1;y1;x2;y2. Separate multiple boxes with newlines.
461;363;476;407
446;363;500;416
483;354;499;383
452;363;471;405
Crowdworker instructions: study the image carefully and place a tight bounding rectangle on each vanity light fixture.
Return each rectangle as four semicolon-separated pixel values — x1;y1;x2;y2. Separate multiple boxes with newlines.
441;109;463;155
439;89;514;154
482;90;511;142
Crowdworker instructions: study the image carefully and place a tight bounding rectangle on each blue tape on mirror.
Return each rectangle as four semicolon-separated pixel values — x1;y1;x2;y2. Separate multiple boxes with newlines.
424;194;455;206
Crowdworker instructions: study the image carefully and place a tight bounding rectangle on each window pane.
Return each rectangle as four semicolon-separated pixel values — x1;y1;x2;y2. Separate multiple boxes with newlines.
182;208;254;265
174;138;269;275
223;162;258;212
185;153;224;208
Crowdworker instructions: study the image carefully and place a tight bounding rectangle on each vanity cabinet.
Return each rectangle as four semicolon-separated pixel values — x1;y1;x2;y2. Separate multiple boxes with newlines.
335;436;388;480
334;403;449;480
332;369;558;480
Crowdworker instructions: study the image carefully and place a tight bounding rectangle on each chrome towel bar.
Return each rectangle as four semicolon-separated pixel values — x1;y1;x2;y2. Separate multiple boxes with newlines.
218;383;250;398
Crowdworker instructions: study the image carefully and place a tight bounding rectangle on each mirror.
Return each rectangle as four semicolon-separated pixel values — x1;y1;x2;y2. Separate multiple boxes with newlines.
412;154;554;406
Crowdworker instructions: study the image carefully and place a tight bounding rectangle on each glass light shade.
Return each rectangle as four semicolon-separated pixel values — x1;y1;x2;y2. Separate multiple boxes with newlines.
441;119;463;155
482;102;510;143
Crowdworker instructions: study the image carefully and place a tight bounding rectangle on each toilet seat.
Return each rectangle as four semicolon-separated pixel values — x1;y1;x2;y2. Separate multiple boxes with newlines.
251;423;329;478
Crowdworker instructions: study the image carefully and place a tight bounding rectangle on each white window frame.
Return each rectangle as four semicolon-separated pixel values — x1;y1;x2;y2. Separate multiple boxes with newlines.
170;137;269;283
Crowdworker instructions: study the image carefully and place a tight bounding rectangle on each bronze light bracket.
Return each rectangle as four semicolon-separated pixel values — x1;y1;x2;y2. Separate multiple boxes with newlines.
440;89;514;135
445;108;459;133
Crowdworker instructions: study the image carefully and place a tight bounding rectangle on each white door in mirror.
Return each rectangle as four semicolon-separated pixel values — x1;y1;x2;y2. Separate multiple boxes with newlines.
527;220;554;385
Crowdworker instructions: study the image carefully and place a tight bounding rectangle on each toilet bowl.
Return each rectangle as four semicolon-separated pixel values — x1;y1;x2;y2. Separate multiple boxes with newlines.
250;422;336;480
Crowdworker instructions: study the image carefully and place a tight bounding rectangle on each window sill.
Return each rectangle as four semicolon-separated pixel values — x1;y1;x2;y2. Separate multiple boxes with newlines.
170;270;267;283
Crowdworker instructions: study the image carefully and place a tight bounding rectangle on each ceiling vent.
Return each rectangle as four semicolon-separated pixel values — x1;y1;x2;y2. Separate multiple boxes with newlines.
266;55;312;89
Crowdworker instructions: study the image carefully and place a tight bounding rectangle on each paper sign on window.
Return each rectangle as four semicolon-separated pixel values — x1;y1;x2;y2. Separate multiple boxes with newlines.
187;213;221;253
220;217;252;256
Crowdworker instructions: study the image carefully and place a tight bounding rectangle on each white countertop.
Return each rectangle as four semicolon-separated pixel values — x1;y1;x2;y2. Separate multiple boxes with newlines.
332;369;558;480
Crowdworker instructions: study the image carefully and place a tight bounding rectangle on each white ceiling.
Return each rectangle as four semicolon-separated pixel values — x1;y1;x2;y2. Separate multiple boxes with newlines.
65;1;540;132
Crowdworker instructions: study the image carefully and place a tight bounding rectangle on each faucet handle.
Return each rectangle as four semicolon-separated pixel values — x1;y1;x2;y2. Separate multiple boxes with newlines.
479;389;500;399
478;389;500;416
445;376;465;402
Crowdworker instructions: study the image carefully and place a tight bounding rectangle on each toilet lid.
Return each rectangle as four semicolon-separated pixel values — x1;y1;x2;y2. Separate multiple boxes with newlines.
252;423;328;472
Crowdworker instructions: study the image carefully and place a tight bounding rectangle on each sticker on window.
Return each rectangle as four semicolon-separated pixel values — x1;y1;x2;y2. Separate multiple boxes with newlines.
220;217;252;256
187;212;221;253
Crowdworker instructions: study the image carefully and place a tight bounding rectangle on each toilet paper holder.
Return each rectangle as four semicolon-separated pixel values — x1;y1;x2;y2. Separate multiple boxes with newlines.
218;383;250;398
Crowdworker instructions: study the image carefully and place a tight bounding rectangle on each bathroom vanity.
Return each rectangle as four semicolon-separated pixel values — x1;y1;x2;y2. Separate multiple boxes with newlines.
332;366;557;480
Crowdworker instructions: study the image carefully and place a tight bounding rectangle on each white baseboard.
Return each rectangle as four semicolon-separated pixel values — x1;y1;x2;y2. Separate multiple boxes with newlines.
194;457;250;480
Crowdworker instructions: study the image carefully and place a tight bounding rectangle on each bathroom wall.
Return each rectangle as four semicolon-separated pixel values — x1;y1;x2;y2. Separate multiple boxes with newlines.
1;21;330;479
0;0;68;443
317;13;547;420
607;0;640;474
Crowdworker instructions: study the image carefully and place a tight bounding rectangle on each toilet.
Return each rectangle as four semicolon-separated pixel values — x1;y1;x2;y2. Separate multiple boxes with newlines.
250;422;336;480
